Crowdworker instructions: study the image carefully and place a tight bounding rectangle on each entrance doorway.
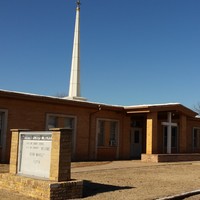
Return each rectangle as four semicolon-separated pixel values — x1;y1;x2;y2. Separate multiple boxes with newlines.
131;128;142;158
163;126;178;153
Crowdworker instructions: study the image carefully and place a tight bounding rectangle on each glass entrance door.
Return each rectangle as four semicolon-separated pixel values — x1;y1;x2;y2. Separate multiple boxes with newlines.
131;128;142;158
163;126;178;153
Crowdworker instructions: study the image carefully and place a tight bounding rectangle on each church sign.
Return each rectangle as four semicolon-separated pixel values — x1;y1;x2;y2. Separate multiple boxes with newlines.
18;131;52;179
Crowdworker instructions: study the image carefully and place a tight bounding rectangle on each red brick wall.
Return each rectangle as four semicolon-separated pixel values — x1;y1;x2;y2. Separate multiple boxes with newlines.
97;147;117;160
1;91;200;163
0;93;128;163
187;118;200;153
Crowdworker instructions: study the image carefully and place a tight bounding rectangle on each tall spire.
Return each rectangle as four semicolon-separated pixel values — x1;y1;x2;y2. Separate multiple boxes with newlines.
67;0;86;101
77;0;81;8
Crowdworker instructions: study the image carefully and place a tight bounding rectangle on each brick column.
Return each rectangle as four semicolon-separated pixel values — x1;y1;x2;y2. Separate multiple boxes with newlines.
9;129;29;174
146;112;158;154
50;128;72;182
179;115;187;153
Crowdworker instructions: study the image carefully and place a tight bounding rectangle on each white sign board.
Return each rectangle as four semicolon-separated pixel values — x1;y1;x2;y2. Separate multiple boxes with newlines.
18;131;52;179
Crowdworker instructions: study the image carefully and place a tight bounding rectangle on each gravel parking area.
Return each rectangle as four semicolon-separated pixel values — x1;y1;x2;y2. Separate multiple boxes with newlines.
71;161;200;200
0;161;200;200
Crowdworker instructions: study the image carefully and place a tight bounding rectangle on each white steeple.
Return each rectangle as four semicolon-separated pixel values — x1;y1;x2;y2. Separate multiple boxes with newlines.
67;0;86;101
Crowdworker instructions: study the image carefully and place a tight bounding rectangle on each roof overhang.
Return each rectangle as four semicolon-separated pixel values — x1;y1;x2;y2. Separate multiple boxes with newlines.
124;103;198;117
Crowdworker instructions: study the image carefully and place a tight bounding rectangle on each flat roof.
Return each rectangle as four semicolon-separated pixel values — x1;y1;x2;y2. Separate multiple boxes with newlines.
0;89;198;117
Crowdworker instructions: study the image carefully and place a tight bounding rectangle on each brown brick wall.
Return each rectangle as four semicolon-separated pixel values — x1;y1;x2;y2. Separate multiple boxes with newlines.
1;91;200;163
120;116;131;159
179;115;187;153
97;147;117;160
0;94;127;163
187;118;200;153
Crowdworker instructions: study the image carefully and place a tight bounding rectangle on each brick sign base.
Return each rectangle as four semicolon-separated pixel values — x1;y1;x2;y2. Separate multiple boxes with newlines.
0;173;83;199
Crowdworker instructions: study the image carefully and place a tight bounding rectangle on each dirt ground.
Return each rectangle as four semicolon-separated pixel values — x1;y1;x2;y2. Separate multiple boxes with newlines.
0;161;200;200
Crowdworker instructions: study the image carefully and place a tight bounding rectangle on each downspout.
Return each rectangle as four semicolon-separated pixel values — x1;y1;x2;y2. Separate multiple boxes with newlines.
88;105;101;160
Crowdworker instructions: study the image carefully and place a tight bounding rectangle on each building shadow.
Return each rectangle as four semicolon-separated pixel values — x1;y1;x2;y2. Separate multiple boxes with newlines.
83;180;134;198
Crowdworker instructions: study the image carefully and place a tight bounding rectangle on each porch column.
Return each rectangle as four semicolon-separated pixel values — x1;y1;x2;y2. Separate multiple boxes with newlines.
179;115;187;153
146;112;158;154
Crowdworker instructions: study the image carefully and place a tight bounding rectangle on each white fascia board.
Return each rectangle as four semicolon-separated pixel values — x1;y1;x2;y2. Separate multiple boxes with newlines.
124;103;181;109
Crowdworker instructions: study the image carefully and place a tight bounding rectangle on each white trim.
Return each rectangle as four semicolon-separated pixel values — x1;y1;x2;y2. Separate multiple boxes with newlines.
124;103;181;109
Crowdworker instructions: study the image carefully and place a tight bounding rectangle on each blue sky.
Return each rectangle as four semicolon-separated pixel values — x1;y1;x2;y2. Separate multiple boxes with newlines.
0;0;200;109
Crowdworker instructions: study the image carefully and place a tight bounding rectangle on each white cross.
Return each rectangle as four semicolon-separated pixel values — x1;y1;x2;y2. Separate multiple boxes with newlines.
161;112;177;154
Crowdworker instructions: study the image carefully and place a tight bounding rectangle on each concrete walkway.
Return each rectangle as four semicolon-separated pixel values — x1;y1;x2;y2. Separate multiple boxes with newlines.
71;160;200;173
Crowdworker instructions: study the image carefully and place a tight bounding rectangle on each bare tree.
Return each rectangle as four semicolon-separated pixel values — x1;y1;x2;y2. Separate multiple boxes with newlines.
54;92;67;98
194;102;200;115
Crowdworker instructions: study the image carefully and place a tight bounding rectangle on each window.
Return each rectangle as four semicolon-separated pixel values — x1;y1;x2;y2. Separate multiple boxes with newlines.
0;111;7;147
64;118;74;129
46;114;76;159
193;128;200;149
47;116;58;129
0;112;3;146
110;121;118;146
97;119;118;147
46;114;75;130
98;120;105;146
0;110;7;162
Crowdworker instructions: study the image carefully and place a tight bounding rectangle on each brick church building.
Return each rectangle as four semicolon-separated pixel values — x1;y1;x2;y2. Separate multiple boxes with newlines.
0;1;200;163
0;90;200;163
